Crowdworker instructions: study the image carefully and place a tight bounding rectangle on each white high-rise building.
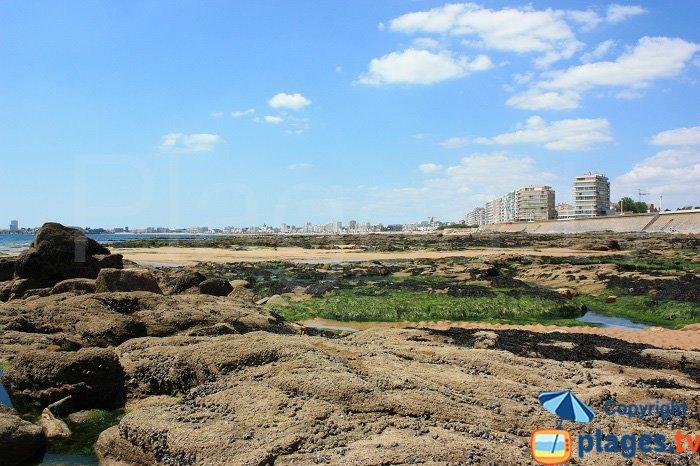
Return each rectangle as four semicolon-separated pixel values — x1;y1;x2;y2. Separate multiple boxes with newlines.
466;208;486;226
485;198;502;224
573;173;610;217
9;220;18;231
500;191;519;223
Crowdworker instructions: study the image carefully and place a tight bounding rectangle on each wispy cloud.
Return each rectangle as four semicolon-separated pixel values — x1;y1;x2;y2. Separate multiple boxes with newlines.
440;136;470;149
650;125;700;145
614;147;700;206
419;163;443;173
159;133;222;153
209;111;224;118
232;108;255;118
263;115;284;124
358;49;492;85
268;93;312;110
508;36;700;110
474;115;612;150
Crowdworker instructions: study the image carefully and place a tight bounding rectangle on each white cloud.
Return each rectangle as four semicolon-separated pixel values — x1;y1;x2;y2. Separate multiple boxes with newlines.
419;163;443;173
389;3;582;66
614;148;700;206
508;36;700;109
268;93;311;110
232;108;255;118
412;133;425;140
263;115;284;124
606;4;647;23
412;37;441;50
566;9;603;31
506;89;581;110
288;163;314;170
335;66;343;73
159;133;222;153
650;125;700;146
474;115;612;151
440;136;470;149
436;152;555;196
581;40;615;63
209;111;224;118
359;48;492;85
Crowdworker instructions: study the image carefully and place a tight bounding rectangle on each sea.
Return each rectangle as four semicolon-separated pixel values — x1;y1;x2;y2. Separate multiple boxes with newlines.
0;233;219;254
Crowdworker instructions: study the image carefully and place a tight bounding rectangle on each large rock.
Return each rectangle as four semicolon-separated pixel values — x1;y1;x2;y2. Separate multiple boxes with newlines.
96;269;162;294
0;409;47;465
0;292;297;356
170;271;206;294
198;278;233;297
51;278;97;295
2;347;124;407
39;408;72;439
8;278;55;300
14;222;122;282
97;328;700;465
0;259;14;282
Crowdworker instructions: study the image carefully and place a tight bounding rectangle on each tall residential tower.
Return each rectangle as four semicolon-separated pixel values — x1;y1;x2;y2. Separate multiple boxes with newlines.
573;173;610;217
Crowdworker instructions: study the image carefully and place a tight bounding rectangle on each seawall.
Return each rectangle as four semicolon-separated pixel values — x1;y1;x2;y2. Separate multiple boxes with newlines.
448;210;700;235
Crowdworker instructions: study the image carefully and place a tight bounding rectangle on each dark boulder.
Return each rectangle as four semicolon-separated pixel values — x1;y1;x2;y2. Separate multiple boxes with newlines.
95;269;162;294
0;259;14;282
51;278;97;295
14;222;122;281
9;278;56;300
3;347;125;407
0;408;47;466
171;271;207;294
198;278;233;297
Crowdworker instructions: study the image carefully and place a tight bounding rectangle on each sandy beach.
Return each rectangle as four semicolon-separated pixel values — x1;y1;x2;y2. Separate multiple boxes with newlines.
300;318;700;350
114;245;628;266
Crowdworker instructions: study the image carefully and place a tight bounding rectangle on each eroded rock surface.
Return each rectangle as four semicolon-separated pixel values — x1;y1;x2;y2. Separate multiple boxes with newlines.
0;407;47;465
0;292;298;358
94;328;700;465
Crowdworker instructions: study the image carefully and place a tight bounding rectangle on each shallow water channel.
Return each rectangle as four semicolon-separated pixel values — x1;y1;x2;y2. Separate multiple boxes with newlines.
0;369;102;465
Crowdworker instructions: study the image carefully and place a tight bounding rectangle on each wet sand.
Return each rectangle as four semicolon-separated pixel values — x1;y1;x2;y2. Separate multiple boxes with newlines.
114;245;628;266
300;318;700;350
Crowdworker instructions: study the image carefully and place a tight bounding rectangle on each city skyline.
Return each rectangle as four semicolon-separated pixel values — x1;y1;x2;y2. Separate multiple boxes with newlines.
1;1;699;228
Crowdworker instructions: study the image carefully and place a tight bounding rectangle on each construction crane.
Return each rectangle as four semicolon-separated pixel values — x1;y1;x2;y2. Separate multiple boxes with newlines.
638;188;650;203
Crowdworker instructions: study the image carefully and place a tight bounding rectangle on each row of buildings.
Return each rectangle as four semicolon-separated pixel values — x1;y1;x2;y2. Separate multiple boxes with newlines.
466;173;611;225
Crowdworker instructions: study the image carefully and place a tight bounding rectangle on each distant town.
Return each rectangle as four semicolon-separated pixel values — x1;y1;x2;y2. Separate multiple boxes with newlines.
3;172;699;236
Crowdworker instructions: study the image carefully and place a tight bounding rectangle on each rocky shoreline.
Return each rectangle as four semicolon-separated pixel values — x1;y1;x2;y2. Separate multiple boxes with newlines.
1;223;699;465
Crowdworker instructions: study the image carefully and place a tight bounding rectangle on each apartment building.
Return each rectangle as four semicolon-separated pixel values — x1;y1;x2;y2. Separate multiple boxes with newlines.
573;173;610;217
556;203;576;221
485;198;502;224
517;186;555;222
466;207;486;226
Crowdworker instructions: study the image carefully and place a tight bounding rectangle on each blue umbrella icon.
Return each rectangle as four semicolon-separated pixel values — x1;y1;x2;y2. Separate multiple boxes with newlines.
539;390;595;424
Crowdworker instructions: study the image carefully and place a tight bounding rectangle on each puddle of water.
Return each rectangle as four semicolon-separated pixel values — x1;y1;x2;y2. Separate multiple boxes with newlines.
134;261;184;268
1;369;107;465
0;369;12;408
303;322;359;332
576;311;649;329
295;258;368;264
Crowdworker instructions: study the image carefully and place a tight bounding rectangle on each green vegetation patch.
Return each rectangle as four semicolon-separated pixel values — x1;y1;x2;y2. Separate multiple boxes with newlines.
575;294;700;329
272;285;583;325
49;409;126;456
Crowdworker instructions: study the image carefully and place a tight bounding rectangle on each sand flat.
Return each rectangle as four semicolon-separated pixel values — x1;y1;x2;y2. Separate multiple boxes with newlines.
115;245;628;266
300;318;700;350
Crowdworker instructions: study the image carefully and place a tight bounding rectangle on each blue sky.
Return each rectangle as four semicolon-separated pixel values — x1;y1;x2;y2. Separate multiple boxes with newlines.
1;1;699;228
